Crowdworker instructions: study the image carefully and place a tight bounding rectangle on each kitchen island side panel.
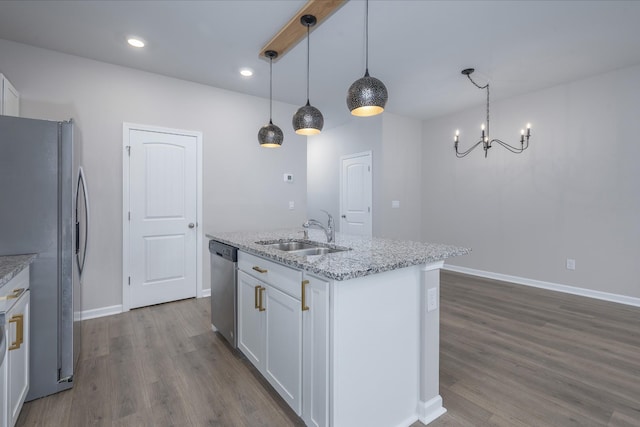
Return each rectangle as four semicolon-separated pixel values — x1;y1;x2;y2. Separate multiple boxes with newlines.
330;265;422;427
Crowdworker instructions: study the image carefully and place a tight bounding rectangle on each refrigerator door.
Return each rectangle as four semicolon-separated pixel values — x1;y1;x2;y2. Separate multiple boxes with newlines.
0;116;75;400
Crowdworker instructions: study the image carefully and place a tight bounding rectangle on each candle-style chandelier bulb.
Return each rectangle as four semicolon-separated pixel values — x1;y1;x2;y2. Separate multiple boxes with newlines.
453;68;532;158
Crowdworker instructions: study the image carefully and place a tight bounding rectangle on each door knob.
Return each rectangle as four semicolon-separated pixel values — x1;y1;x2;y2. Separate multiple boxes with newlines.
188;223;195;229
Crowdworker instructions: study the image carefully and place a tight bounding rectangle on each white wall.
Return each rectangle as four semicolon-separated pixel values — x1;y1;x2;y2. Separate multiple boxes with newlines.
307;113;423;240
307;115;382;228
0;39;308;311
421;65;640;299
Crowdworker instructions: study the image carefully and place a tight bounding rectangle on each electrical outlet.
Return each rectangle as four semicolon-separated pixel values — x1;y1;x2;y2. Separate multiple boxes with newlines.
427;287;438;312
566;258;576;270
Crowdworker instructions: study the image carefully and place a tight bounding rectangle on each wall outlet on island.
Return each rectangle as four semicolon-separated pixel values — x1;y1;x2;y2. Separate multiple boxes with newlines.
566;258;576;270
427;287;438;311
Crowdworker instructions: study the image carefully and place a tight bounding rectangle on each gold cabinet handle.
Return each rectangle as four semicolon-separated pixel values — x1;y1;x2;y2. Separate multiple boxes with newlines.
0;288;25;301
258;287;266;312
9;314;24;351
301;280;310;312
252;266;268;274
254;285;260;309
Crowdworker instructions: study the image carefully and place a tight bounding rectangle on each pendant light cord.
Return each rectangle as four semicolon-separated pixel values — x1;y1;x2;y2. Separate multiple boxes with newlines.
365;0;369;72
269;56;273;122
306;22;310;102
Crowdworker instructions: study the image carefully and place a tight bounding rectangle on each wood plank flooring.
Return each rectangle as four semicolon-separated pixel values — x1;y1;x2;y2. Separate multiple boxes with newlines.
17;272;640;427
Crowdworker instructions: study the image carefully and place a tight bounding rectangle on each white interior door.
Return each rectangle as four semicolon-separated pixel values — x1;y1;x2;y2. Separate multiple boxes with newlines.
125;127;198;309
340;151;372;236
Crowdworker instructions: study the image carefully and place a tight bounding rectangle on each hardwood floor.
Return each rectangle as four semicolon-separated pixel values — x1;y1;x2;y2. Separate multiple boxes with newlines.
17;272;640;427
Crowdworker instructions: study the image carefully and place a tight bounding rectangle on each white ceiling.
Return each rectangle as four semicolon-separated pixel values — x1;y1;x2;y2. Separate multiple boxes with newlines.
1;0;640;129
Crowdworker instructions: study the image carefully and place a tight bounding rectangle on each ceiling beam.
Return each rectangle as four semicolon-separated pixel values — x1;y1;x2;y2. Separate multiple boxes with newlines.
259;0;346;61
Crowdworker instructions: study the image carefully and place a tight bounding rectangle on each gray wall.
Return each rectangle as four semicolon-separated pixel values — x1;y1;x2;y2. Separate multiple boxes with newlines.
0;39;308;311
307;112;423;240
421;64;640;299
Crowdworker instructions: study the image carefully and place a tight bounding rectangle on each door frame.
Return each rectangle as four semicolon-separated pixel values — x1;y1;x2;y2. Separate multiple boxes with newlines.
122;122;203;312
339;150;373;236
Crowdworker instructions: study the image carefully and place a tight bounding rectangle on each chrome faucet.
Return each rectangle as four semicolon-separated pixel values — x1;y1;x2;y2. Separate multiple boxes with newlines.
303;209;335;243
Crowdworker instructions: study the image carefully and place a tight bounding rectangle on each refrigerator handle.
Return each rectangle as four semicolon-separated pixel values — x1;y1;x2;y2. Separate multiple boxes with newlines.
76;166;90;278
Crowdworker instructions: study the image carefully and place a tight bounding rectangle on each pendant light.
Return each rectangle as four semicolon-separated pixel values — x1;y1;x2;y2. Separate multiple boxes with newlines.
347;0;388;117
258;50;284;147
292;14;324;136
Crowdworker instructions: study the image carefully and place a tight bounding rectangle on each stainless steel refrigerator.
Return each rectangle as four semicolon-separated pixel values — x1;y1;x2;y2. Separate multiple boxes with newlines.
0;115;89;401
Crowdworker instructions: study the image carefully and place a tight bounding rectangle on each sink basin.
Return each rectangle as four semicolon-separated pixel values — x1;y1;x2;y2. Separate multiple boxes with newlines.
256;239;350;255
290;247;348;256
262;241;319;251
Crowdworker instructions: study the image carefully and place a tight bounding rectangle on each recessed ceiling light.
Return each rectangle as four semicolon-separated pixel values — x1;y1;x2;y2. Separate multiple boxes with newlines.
240;68;254;77
127;37;145;48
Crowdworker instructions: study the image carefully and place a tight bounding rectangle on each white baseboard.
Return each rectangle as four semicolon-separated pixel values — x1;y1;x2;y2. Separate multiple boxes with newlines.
79;290;212;321
417;395;446;425
80;304;123;320
444;264;640;308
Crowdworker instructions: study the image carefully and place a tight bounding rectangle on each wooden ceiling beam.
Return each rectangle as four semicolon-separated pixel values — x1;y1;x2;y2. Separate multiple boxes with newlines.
259;0;346;61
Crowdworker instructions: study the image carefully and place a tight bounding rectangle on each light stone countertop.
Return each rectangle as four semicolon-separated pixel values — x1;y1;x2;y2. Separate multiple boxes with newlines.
206;229;471;281
0;254;36;288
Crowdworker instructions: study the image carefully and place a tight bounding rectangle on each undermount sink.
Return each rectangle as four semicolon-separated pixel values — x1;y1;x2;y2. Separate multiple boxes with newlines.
256;239;350;255
264;241;319;251
290;247;347;256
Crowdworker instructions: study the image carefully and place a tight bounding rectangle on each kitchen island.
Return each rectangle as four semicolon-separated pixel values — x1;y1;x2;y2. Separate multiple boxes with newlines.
206;229;470;427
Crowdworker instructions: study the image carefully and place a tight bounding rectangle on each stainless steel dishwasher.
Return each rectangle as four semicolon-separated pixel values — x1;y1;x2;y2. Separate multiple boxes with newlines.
209;240;238;348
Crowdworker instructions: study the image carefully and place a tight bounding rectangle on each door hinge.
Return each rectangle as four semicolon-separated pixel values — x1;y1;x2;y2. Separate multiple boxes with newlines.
126;146;131;156
128;276;131;286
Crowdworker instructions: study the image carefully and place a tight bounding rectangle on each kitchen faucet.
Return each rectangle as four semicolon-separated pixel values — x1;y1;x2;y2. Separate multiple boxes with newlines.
303;210;335;243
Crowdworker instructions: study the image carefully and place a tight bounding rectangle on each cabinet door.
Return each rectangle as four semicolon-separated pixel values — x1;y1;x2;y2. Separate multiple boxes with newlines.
302;276;330;427
264;285;302;415
237;271;265;369
7;290;29;427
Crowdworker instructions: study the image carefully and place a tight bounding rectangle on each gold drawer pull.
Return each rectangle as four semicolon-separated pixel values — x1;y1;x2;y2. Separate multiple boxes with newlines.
301;280;310;312
0;288;25;301
9;314;24;351
258;287;266;312
252;266;268;274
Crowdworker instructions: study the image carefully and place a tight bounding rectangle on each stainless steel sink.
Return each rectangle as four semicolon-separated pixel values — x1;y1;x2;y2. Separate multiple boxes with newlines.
262;241;319;251
256;239;350;255
290;247;348;256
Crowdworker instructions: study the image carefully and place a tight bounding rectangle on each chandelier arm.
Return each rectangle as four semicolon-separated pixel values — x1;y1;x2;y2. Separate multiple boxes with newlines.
491;139;526;154
455;139;484;157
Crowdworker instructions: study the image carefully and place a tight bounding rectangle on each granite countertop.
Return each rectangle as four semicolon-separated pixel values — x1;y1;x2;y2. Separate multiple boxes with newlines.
0;254;37;288
206;229;470;281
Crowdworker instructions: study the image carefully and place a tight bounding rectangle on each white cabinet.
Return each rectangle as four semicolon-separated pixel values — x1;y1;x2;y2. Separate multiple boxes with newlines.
237;253;303;414
1;267;30;427
301;274;330;427
0;74;19;117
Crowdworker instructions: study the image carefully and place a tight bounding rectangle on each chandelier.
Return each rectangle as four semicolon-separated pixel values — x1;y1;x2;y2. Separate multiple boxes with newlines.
454;68;531;158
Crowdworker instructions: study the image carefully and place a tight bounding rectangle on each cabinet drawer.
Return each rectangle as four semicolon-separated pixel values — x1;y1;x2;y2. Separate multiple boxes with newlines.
0;267;29;312
239;252;302;300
